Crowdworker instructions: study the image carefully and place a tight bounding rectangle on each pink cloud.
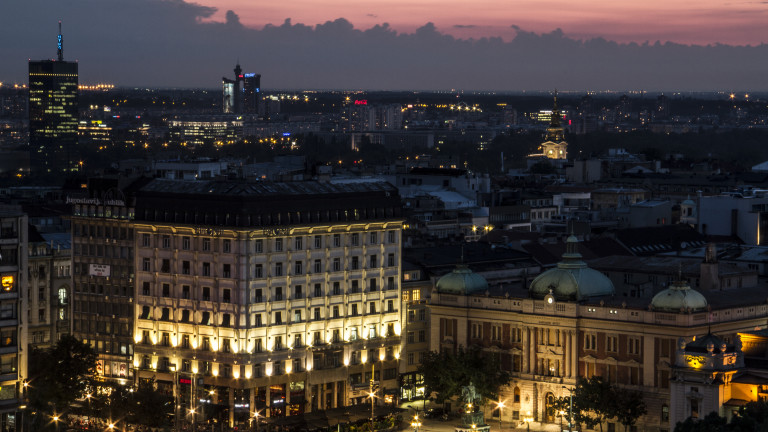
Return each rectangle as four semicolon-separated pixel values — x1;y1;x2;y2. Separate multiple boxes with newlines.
198;0;768;45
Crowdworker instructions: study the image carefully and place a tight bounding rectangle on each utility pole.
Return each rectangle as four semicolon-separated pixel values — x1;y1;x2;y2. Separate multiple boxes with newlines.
370;362;376;431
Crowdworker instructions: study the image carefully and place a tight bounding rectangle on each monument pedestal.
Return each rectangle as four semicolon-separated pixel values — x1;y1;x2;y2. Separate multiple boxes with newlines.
455;426;491;432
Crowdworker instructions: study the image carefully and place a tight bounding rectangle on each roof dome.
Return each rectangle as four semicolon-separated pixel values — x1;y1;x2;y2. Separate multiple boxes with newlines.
650;279;708;312
529;235;615;301
436;265;489;295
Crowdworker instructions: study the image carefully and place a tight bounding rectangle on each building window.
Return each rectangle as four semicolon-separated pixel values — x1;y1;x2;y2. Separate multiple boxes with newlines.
142;233;150;247
162;284;170;297
294;310;302;323
471;323;482;339
223;239;231;253
255;239;263;253
333;234;341;247
161;308;170;321
182;260;190;275
202;262;211;276
334;281;341;295
333;258;341;271
584;334;597;350
294;261;303;275
387;300;394;312
181;310;190;323
294;285;303;299
369;255;377;268
370;232;378;244
222;313;231;326
351;233;359;246
254;288;263;302
182;236;190;250
181;334;190;348
142;258;150;272
202;287;211;301
314;307;321;320
254;264;263;278
369;278;377;291
369;302;376;314
202;238;211;251
162;235;170;248
333;305;340;318
275;262;283;276
274;312;282;325
223;264;231;278
275;238;283;252
352;304;358;316
628;337;641;355
388;253;395;267
294;237;303;250
314;283;322;297
142;282;150;296
314;260;321;273
606;335;618;353
388;230;396;243
662;405;669;422
161;259;170;273
275;287;283;301
314;235;322;248
223;288;231;303
491;325;502;341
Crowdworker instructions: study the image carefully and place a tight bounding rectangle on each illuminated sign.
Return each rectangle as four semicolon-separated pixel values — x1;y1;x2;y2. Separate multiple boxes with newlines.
58;35;62;51
238;75;244;78
179;377;192;384
282;132;291;137
244;73;256;78
354;100;368;105
1;276;13;291
89;264;111;277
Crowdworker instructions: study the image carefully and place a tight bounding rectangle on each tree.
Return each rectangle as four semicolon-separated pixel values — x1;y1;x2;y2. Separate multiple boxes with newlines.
128;378;174;428
418;347;510;405
27;335;97;429
610;387;647;432
674;412;728;432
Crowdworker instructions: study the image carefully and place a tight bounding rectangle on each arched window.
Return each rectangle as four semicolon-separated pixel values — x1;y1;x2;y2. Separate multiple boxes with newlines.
514;387;521;403
58;287;68;305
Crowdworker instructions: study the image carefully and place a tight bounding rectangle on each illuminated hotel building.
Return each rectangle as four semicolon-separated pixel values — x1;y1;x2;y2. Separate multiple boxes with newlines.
0;205;28;431
28;23;79;173
131;179;403;428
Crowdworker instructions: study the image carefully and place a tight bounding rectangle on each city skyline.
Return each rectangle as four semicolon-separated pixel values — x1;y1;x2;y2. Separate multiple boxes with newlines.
1;0;767;90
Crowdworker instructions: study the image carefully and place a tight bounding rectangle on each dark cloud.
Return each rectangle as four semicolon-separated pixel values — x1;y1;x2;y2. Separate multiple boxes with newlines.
453;25;478;29
2;0;767;90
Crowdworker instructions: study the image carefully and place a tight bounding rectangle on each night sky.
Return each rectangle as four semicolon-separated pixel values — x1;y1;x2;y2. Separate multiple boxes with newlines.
2;0;767;90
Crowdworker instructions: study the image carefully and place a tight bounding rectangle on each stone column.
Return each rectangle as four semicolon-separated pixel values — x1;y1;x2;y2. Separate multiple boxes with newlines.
530;328;537;375
522;327;530;373
570;330;578;378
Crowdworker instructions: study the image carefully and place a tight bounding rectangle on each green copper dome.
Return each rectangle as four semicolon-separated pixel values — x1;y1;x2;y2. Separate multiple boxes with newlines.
650;280;708;312
436;265;489;295
529;235;615;301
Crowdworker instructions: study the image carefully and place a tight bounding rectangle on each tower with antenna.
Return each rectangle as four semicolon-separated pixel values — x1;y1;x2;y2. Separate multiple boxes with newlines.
28;20;80;174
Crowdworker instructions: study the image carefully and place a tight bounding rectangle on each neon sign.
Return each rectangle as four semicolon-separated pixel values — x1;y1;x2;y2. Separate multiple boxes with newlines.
244;73;256;78
58;35;62;51
354;100;367;105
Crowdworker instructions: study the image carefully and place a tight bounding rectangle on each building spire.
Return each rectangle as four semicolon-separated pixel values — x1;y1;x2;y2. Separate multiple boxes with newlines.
57;20;63;61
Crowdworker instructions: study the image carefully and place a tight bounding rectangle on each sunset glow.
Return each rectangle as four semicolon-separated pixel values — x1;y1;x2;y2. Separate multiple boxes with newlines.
200;0;768;45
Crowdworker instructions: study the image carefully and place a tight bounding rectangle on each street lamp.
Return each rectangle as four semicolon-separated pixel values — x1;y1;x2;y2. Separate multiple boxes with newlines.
253;410;262;432
523;412;532;432
411;414;421;432
562;386;574;432
496;401;505;431
52;415;60;432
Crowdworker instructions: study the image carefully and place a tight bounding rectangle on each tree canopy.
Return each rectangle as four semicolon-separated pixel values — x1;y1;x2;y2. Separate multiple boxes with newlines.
554;376;647;432
418;347;510;405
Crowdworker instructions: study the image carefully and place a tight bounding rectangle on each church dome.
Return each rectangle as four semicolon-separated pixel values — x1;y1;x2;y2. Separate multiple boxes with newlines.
650;280;708;312
529;235;615;301
436;265;489;295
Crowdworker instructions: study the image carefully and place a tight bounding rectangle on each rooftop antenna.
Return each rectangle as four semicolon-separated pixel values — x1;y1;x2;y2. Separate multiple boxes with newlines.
57;20;63;61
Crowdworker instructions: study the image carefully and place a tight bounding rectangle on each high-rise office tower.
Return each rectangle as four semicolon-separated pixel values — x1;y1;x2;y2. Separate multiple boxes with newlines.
28;22;79;174
222;63;260;115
